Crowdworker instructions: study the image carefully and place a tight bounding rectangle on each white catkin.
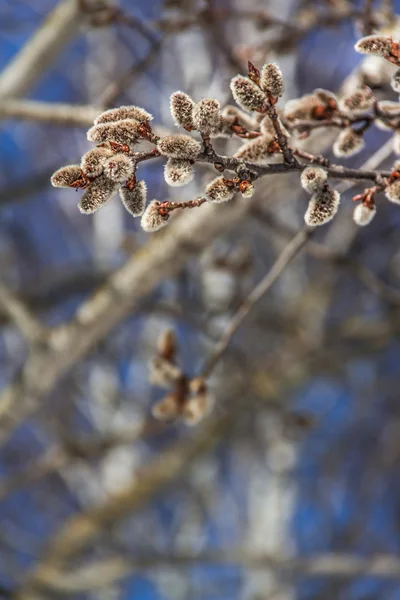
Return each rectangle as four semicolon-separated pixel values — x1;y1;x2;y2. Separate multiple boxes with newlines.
51;165;82;187
354;35;393;57
205;177;235;203
164;158;194;187
94;105;152;125
260;63;284;97
192;98;221;134
230;75;267;112
300;166;328;193
385;180;400;204
157;134;202;160
102;153;134;182
141;200;169;232
81;146;114;178
87;119;141;145
119;181;147;217
353;203;376;226
78;175;118;214
333;129;365;158
169;91;195;130
304;187;340;226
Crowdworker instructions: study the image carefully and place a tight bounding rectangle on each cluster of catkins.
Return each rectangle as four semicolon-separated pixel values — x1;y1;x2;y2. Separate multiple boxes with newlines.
51;43;400;233
149;329;209;425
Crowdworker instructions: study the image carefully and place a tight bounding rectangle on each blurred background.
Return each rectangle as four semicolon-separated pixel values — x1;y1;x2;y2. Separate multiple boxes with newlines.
1;0;400;598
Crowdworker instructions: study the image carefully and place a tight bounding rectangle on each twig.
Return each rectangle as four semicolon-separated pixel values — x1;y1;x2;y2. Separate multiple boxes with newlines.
201;228;311;378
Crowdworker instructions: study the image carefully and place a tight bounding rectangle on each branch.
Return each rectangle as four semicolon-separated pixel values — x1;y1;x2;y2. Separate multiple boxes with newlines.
0;197;255;442
20;552;400;594
0;100;101;127
0;283;48;344
201;228;311;378
0;0;83;100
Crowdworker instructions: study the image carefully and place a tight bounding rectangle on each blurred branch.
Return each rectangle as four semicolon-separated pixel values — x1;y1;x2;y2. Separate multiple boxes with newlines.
252;210;400;305
0;283;47;344
0;100;101;127
0;0;83;99
22;551;400;594
16;412;233;597
0;198;254;441
201;228;312;378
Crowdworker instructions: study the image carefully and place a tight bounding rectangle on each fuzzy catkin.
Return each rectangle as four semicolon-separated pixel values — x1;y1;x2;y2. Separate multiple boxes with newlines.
234;135;277;163
81;146;114;178
141;200;169;232
260;63;284;98
304;188;340;226
391;68;400;93
78;175;118;214
102;153;134;182
300;166;328;193
353;202;376;226
205;177;235;203
152;392;181;421
164;158;194;187
170;91;195;130
182;393;209;426
94;105;152;125
148;356;182;388
385;180;400;204
119;180;147;216
340;88;374;114
230;75;267;112
157;134;202;160
192;98;221;134
87;119;141;145
51;165;82;187
354;35;394;58
333;129;365;157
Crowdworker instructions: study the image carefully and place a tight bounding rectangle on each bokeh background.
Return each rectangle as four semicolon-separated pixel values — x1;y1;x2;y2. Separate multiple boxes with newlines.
1;0;400;598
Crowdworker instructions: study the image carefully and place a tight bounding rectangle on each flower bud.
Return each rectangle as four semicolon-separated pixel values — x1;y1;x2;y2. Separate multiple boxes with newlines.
300;166;328;193
157;134;202;160
102;153;134;182
157;329;177;360
304;187;340;226
81;146;114;178
51;165;82;187
230;75;267;112
119;180;147;217
87;119;141;145
170;91;195;130
152;392;181;421
78;175;118;214
141;200;169;232
260;63;284;98
333;128;365;157
353;202;376;226
94;105;152;125
164;158;194;187
205;177;235;203
182;392;209;426
149;356;182;388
